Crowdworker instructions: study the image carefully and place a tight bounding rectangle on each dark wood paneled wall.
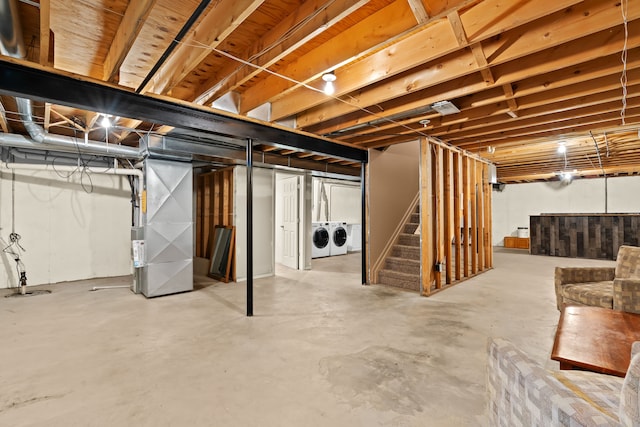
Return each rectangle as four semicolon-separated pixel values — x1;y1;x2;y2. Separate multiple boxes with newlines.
530;214;640;260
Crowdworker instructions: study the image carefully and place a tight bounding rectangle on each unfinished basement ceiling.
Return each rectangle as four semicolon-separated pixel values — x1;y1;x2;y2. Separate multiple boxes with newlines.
0;0;638;183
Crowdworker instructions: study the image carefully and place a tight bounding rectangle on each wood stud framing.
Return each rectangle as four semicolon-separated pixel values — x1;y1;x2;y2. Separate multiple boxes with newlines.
195;168;234;260
38;0;51;66
421;138;493;296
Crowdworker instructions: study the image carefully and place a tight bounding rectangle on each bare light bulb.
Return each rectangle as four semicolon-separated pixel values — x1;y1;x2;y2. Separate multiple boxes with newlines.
557;144;566;154
322;72;336;95
324;81;335;95
100;115;111;128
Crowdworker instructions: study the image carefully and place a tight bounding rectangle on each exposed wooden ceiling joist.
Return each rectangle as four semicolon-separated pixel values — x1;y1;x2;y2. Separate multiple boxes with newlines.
1;0;637;183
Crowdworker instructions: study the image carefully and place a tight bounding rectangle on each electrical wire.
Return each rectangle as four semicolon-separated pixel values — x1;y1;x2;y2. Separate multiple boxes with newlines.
182;39;437;145
621;0;629;125
196;0;339;103
2;232;26;280
3;109;164;141
74;0;125;17
11;170;15;234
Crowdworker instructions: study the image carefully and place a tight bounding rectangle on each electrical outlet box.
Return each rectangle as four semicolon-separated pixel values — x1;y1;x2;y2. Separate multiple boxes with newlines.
434;262;445;272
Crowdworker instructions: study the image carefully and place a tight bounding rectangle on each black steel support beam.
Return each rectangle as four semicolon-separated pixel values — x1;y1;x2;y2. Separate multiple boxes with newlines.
0;58;368;163
246;139;254;317
361;163;367;285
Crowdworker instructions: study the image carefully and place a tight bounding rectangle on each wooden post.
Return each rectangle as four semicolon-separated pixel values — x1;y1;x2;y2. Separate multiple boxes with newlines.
222;169;232;226
203;175;212;258
476;161;485;271
462;155;470;278
443;149;452;285
196;175;204;257
433;145;444;289
470;159;478;275
213;173;221;227
420;138;434;296
453;152;461;281
483;164;493;268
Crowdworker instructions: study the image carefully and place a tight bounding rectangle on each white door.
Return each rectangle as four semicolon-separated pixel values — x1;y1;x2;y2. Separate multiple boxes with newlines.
281;176;299;269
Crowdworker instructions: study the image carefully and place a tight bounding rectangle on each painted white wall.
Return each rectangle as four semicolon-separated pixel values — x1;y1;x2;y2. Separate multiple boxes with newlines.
0;169;132;288
492;176;640;245
234;166;275;281
311;177;361;223
367;140;420;268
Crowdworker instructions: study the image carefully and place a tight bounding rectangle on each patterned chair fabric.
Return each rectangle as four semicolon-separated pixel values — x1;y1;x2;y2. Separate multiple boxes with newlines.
487;337;626;426
555;246;640;313
615;246;640;279
562;282;614;309
619;342;640;425
613;279;640;314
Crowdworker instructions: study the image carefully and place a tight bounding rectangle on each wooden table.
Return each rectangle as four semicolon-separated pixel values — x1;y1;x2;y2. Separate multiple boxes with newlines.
551;306;640;377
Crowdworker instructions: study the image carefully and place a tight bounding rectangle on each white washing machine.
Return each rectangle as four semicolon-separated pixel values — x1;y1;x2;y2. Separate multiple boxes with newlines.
312;222;331;258
347;223;362;252
330;222;348;256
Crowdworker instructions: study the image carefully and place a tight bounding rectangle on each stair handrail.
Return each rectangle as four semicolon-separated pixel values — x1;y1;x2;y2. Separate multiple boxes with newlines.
371;192;421;283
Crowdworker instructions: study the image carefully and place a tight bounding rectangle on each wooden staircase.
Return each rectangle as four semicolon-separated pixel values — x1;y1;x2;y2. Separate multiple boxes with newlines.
377;205;421;291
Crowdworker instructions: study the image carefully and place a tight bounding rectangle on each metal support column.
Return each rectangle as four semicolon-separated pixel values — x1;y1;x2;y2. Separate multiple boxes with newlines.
246;139;254;316
361;163;367;285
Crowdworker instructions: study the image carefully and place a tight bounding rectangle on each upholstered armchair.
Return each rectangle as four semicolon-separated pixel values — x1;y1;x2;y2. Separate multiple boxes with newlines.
555;245;640;314
487;337;640;425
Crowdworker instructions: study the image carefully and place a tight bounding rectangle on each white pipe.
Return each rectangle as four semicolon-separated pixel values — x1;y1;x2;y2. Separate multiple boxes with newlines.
2;162;144;225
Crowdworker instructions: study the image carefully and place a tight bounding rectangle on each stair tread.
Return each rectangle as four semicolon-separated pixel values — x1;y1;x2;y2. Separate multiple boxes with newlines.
379;269;419;278
386;256;419;264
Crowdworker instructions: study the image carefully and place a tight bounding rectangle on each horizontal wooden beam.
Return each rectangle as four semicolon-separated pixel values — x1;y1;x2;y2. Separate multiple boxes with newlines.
143;0;264;95
295;0;637;129
103;0;156;82
238;0;417;114
193;0;369;105
308;21;640;137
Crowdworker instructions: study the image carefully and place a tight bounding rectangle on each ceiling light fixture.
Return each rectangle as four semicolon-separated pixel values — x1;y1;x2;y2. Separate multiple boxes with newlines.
100;114;112;128
557;143;566;154
419;119;431;127
322;72;336;95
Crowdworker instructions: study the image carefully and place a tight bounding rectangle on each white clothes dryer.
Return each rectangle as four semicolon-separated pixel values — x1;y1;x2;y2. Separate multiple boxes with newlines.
312;222;331;258
330;222;348;256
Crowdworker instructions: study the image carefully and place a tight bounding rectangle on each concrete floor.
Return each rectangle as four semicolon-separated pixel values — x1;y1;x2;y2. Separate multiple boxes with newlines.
0;249;616;426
